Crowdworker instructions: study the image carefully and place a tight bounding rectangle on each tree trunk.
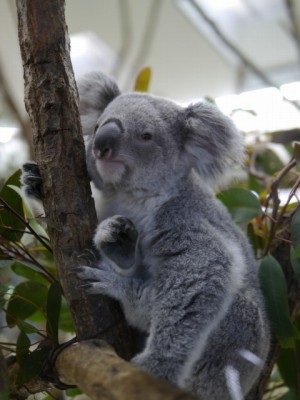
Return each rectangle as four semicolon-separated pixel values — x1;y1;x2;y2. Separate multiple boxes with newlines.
15;0;134;358
0;350;9;400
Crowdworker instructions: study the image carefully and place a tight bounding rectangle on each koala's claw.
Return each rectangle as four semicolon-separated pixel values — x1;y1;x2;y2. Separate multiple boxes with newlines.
75;264;126;300
94;216;138;248
77;249;99;265
94;216;139;273
21;161;43;199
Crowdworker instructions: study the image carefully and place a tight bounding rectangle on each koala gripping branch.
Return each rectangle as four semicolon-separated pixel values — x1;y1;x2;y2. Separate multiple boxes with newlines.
16;0;133;356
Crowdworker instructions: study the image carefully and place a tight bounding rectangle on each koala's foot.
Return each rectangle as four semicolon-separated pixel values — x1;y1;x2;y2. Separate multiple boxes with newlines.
21;161;43;200
94;216;139;274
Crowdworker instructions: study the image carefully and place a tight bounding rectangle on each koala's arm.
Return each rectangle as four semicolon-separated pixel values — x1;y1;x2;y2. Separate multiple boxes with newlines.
21;161;43;200
132;228;243;383
20;161;46;218
76;215;153;332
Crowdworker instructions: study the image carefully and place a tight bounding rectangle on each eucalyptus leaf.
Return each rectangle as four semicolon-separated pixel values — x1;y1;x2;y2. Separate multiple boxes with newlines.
11;261;49;284
291;246;300;283
291;209;300;250
277;347;297;390
0;284;12;309
6;281;48;327
16;331;30;365
0;169;25;242
217;188;261;223
293;142;300;165
66;388;82;397
17;346;49;385
278;389;297;400
17;320;41;334
59;296;75;333
259;255;295;348
134;67;151;92
46;281;62;343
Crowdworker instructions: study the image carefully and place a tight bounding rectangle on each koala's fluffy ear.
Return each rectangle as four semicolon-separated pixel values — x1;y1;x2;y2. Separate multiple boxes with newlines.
183;102;244;185
77;71;120;136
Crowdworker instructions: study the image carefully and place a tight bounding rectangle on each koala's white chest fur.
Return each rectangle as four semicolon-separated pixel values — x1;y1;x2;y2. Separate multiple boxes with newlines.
93;184;168;246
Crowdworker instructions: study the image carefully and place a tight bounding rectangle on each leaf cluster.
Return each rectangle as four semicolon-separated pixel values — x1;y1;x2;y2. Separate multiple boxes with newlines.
0;171;76;398
218;137;300;400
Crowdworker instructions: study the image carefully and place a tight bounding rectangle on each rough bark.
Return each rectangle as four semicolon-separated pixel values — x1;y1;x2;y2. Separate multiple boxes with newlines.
15;0;134;357
0;350;9;400
55;340;197;400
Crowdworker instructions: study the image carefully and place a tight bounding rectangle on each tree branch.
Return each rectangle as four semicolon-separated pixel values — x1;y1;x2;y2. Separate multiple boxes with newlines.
188;0;300;112
55;340;196;400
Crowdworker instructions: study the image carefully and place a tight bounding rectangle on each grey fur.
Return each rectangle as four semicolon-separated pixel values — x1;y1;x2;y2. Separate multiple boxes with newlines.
77;72;270;399
22;71;270;399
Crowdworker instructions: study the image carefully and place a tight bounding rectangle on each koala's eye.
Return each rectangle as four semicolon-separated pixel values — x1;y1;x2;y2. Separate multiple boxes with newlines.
141;132;153;141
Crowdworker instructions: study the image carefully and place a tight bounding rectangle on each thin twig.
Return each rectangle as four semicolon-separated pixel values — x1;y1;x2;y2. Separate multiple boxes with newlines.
188;0;300;112
285;0;300;63
0;239;56;283
14;241;57;283
0;196;52;253
264;160;299;255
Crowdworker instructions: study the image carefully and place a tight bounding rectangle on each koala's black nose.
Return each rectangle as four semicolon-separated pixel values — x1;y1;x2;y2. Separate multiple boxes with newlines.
93;121;122;160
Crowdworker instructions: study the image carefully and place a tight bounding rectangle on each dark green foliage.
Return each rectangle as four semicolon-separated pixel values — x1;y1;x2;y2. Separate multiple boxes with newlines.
217;187;261;223
259;255;296;349
6;281;48;327
0;170;25;242
0;173;74;394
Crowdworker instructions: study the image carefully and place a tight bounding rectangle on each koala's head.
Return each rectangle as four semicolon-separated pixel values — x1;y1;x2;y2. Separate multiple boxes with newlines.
78;72;243;194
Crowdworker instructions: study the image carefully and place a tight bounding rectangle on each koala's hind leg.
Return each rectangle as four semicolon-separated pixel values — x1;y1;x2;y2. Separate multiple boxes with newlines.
94;215;140;275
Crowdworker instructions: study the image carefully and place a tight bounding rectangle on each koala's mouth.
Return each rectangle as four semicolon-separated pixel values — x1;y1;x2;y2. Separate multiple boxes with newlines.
95;158;126;184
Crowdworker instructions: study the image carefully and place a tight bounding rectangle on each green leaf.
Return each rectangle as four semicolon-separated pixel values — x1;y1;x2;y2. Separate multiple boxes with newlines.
9;183;49;240
16;331;30;365
291;246;300;283
46;281;62;343
0;169;25;242
278;389;297;400
277;348;297;389
11;261;49;284
259;255;295;348
217;188;261;223
17;346;49;385
6;281;48;327
17;320;40;334
0;284;13;309
134;67;152;92
66;388;82;397
291;210;300;249
59;297;74;333
293;142;300;165
247;222;264;254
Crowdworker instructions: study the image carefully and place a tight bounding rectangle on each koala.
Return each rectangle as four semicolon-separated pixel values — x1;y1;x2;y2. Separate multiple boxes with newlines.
22;72;270;400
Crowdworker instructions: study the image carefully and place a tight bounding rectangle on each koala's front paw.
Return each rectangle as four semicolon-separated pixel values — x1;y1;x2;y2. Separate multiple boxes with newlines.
94;216;139;274
21;161;43;200
75;263;132;301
